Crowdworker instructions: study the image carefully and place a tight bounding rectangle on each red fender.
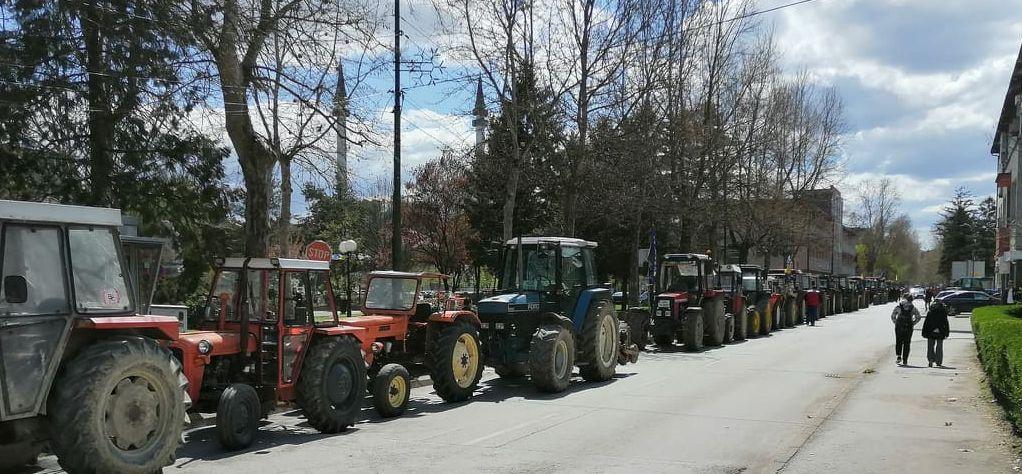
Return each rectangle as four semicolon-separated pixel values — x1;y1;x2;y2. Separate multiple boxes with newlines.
428;310;481;327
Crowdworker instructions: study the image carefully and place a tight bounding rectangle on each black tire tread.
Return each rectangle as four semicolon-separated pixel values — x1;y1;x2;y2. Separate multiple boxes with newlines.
579;303;618;382
529;324;574;393
429;321;483;402
296;336;366;433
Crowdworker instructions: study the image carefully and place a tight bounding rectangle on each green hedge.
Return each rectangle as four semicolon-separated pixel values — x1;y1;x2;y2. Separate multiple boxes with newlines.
972;305;1022;432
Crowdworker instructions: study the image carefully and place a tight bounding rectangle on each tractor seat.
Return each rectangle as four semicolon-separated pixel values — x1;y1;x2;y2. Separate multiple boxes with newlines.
411;303;433;322
342;315;398;327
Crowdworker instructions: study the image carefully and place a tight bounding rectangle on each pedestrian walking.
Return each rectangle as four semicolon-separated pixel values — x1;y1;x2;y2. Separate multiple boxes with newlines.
921;300;950;368
804;285;821;326
891;294;921;366
923;287;933;310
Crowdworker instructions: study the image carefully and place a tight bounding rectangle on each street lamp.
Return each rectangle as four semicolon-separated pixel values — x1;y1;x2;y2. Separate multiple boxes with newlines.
338;240;358;318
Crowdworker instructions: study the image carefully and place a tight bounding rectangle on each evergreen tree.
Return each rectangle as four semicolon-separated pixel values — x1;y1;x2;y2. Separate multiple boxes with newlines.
934;188;977;278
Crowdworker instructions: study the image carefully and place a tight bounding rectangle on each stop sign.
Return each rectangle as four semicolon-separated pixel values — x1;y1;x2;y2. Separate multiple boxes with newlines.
304;240;332;262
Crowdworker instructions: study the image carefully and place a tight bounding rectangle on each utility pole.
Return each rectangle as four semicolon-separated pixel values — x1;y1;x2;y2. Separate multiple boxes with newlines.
391;0;402;270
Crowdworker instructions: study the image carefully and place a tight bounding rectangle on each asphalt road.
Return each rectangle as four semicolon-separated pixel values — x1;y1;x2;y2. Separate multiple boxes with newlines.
29;300;1020;473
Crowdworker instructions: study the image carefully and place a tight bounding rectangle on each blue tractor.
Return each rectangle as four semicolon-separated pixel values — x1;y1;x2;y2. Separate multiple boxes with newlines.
476;237;639;392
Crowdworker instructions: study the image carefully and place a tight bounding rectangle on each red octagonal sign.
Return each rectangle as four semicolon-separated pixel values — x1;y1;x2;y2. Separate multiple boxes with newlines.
304;240;332;262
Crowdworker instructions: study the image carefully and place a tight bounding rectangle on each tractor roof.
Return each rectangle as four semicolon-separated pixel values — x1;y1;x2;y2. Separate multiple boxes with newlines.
663;253;711;261
369;270;447;280
218;257;330;271
719;264;742;273
504;237;598;248
0;199;122;227
739;264;764;271
768;268;802;275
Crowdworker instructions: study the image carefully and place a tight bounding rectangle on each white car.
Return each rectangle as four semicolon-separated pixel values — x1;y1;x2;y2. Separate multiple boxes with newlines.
909;286;925;299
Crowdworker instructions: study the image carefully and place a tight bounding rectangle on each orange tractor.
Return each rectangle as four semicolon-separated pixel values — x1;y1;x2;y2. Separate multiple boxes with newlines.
170;259;483;449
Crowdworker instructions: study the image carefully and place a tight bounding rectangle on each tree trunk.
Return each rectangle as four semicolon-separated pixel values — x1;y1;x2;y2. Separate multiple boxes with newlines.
82;4;113;206
278;156;292;257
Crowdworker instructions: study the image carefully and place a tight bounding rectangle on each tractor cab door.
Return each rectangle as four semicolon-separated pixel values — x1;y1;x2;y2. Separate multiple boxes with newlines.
0;223;73;420
558;245;591;316
279;271;320;387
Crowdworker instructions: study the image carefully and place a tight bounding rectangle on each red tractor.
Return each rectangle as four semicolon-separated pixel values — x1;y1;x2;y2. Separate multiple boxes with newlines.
649;254;727;351
0;200;187;473
170;260;483;450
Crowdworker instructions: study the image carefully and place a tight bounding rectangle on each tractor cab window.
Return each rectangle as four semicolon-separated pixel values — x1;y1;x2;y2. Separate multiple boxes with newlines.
560;246;586;291
718;273;737;291
661;261;700;292
0;225;69;316
244;270;279;322
582;248;597;286
283;272;311;325
68;227;132;313
208;270;239;321
309;271;334;323
365;277;418;310
502;245;558;292
741;273;760;292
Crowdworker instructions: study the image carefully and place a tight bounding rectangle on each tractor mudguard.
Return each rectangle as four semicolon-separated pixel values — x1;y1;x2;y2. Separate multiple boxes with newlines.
428;310;481;327
570;288;612;331
538;312;574;332
74;315;180;340
170;331;258;403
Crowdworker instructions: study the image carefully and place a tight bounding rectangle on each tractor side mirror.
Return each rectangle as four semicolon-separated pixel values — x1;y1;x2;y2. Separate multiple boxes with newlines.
3;275;27;304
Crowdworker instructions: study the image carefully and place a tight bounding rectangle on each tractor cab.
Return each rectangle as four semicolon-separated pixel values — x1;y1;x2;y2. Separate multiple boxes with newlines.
717;265;744;313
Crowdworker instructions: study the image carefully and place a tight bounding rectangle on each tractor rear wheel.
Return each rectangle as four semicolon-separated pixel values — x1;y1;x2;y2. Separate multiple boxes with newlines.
734;300;748;341
786;300;797;328
682;308;704;352
48;337;185;473
372;364;410;418
579;303;619;382
529;324;575;392
748;308;760;337
216;384;260;450
760;305;772;335
703;298;726;346
621;308;651;350
296;336;366;433
430;321;483;402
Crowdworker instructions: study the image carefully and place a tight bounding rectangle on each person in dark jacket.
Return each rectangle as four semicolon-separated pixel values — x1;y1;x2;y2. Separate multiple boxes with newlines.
921;299;950;367
891;294;921;366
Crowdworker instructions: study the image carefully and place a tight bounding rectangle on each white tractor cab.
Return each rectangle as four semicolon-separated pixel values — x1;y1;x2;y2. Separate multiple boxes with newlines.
0;200;185;473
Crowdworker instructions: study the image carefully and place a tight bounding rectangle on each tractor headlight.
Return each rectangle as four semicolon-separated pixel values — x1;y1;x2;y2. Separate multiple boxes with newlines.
197;339;212;355
657;299;671;309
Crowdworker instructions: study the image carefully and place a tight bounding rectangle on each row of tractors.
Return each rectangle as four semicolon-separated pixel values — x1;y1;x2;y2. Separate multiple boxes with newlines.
619;253;893;352
0;203;639;473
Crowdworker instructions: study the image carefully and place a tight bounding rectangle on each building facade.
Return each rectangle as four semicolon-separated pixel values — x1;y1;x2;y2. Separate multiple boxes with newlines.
991;44;1022;290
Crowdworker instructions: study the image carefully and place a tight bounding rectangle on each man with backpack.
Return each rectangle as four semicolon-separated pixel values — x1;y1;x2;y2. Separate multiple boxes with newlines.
891;294;921;366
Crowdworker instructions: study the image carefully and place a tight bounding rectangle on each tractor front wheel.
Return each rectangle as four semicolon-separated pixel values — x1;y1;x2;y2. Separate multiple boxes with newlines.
579;303;619;382
682;308;705;352
296;336;366;433
734;301;748;341
760;305;772;335
748;308;760;337
372;364;411;418
216;384;261;450
48;337;185;473
430;321;483;402
529;324;575;392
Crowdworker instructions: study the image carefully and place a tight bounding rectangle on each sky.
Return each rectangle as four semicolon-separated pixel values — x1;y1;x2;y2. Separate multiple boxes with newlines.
249;0;1022;250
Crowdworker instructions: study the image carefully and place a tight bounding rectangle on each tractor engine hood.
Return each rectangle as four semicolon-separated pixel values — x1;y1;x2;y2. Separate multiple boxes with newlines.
656;292;690;304
171;330;256;357
477;292;540;315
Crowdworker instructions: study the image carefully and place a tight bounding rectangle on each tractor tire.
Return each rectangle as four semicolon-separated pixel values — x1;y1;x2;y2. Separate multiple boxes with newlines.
529;324;575;393
734;300;748;341
653;333;674;347
296;336;366;433
622;308;651;350
703;298;726;346
723;316;735;343
579;303;619;382
796;301;805;325
772;301;784;330
372;364;410;418
216;384;261;450
430;321;483;402
682;307;705;352
760;305;772;335
786;300;797;328
748;308;760;337
494;364;527;379
48;337;186;474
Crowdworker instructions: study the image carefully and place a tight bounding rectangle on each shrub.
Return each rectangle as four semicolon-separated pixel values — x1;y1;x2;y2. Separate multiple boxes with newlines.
972;305;1022;432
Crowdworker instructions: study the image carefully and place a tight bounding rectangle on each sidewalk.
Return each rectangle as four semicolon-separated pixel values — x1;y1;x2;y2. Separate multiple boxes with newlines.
782;310;1022;473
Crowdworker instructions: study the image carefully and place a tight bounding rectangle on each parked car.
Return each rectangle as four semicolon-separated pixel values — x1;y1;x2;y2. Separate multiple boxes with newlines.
909;286;926;299
940;291;996;315
935;289;963;300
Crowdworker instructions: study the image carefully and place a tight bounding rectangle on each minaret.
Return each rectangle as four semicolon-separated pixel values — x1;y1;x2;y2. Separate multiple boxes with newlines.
472;77;487;153
333;61;349;195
